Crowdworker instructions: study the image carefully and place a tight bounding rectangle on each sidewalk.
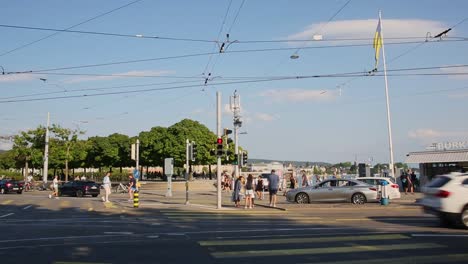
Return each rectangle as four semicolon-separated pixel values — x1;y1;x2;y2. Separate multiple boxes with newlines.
127;180;422;211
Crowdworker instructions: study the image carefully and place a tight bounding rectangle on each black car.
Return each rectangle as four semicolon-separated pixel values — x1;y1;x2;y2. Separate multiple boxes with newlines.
0;180;23;194
59;181;100;197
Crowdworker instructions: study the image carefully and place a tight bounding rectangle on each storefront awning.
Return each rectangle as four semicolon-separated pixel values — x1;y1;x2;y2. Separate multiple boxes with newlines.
406;150;468;163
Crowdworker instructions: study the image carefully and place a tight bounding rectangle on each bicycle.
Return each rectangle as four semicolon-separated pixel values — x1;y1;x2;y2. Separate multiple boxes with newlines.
114;182;128;194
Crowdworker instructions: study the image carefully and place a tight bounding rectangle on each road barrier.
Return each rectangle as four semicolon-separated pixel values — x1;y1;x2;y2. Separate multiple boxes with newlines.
133;191;139;208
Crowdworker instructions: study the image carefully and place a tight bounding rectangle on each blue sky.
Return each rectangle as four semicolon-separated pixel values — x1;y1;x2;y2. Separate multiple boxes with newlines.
1;0;468;164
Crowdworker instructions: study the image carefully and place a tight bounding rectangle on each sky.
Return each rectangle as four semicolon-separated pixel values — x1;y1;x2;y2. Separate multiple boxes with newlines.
1;0;468;164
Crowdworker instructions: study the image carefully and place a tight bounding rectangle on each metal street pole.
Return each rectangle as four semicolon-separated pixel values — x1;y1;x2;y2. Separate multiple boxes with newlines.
217;91;222;209
185;139;190;205
42;112;50;184
136;139;140;173
230;91;242;179
379;11;396;178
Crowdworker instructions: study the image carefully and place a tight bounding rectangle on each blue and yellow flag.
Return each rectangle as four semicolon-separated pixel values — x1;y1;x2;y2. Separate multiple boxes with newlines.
373;18;382;70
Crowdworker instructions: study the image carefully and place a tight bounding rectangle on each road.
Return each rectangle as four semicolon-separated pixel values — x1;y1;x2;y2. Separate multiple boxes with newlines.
1;190;467;264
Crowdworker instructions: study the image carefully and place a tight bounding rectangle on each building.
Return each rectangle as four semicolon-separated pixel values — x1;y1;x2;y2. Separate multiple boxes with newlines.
406;141;468;185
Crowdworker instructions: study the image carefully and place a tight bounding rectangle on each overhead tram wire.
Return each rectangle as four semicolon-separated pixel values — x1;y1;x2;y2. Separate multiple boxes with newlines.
4;23;466;43
2;65;468;103
0;0;144;57
206;0;246;76
292;0;352;57
6;38;466;75
333;15;468;94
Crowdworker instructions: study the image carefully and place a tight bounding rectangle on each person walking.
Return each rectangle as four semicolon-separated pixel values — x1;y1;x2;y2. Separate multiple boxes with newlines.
400;170;409;194
410;170;418;192
128;173;137;202
301;172;309;187
49;175;59;199
406;169;414;194
232;176;244;208
255;176;264;200
268;170;280;207
101;171;112;203
244;174;255;209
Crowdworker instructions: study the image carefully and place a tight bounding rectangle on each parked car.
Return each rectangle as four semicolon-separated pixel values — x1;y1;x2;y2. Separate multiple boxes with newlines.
419;172;468;229
286;179;378;204
0;179;23;194
58;181;100;197
357;177;401;199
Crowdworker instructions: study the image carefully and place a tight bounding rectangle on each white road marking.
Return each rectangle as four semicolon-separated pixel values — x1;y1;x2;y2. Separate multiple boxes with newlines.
411;234;468;237
0;234;132;244
0;213;14;218
22;205;32;210
103;232;134;235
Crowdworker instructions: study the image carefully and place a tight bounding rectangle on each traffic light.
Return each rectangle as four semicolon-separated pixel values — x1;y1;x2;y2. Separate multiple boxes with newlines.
190;141;197;161
242;151;248;166
224;128;233;145
216;138;223;156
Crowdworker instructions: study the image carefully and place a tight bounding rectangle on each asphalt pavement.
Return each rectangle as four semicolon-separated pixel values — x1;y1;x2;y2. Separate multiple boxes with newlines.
0;181;467;264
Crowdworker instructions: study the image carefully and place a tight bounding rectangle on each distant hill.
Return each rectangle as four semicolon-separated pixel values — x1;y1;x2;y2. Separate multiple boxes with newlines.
248;158;331;167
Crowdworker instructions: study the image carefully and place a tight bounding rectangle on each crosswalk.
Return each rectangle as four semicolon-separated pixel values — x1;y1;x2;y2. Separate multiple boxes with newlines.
155;209;468;263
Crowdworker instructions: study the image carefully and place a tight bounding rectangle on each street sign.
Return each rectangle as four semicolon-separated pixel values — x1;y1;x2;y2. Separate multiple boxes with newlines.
131;144;136;160
133;168;140;180
164;158;174;176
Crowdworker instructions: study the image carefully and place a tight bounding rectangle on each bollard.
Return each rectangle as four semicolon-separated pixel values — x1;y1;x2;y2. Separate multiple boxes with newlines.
133;191;139;208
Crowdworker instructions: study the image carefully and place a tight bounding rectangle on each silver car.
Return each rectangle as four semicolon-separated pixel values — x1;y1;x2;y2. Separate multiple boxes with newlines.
286;179;378;205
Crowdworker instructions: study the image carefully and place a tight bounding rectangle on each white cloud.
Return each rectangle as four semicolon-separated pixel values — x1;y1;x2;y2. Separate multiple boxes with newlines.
440;65;468;80
64;70;176;84
288;19;448;43
254;113;279;122
261;89;338;103
408;128;468;143
0;73;37;83
448;92;468;99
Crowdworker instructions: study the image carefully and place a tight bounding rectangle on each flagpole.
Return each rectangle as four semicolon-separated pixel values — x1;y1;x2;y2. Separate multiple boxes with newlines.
379;10;396;178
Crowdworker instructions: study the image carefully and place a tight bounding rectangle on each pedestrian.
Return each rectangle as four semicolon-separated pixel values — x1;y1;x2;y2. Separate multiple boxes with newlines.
232;176;244;208
101;171;112;203
255;175;264;200
49;175;59;199
410;170;418;192
290;174;296;189
301;172;309;187
268;170;280;207
80;175;86;181
400;170;409;194
128;173;137;202
244;174;255;209
406;169;414;194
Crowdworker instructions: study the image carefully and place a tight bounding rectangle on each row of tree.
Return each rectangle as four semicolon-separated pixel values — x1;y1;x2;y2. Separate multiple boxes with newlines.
0;119;238;181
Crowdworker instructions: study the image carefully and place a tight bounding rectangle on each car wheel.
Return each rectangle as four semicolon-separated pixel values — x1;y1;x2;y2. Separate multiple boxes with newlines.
0;188;5;194
17;191;22;194
352;193;367;205
295;192;309;204
92;194;98;197
439;213;452;227
76;190;84;197
461;206;468;229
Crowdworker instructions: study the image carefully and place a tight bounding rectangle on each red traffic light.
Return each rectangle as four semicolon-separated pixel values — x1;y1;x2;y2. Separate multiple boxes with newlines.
217;138;223;144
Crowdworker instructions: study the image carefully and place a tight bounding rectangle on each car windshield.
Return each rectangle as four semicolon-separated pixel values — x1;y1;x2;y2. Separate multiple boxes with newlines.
427;176;451;188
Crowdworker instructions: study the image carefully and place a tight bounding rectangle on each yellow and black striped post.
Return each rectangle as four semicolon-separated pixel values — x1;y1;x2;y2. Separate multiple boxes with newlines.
133;191;139;208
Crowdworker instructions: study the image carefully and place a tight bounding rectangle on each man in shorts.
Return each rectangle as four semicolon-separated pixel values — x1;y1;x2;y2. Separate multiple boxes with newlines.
268;170;280;207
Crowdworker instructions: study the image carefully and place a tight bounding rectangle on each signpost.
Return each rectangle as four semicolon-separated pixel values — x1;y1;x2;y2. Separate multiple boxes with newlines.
165;158;174;197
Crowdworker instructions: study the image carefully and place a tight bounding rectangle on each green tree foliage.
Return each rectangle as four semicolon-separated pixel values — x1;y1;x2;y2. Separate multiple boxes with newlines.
50;125;84;181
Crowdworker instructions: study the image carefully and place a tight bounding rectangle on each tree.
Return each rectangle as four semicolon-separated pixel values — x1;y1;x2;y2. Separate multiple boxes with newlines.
0;150;16;169
50;125;84;181
12;127;46;178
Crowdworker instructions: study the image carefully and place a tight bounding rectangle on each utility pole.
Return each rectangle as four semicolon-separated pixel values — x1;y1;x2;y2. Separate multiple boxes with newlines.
216;91;222;209
185;139;190;205
42;112;50;184
136;139;140;173
230;90;242;179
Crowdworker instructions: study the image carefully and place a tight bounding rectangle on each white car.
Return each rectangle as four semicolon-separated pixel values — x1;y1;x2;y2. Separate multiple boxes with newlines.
357;177;401;199
419;172;468;229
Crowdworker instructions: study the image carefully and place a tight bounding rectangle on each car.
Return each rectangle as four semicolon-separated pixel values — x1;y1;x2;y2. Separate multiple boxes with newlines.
0;179;24;194
419;172;468;229
357;177;401;199
286;178;378;205
58;181;100;197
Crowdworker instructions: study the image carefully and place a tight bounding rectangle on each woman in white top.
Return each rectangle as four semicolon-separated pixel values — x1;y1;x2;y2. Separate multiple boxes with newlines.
49;175;59;199
102;171;112;202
